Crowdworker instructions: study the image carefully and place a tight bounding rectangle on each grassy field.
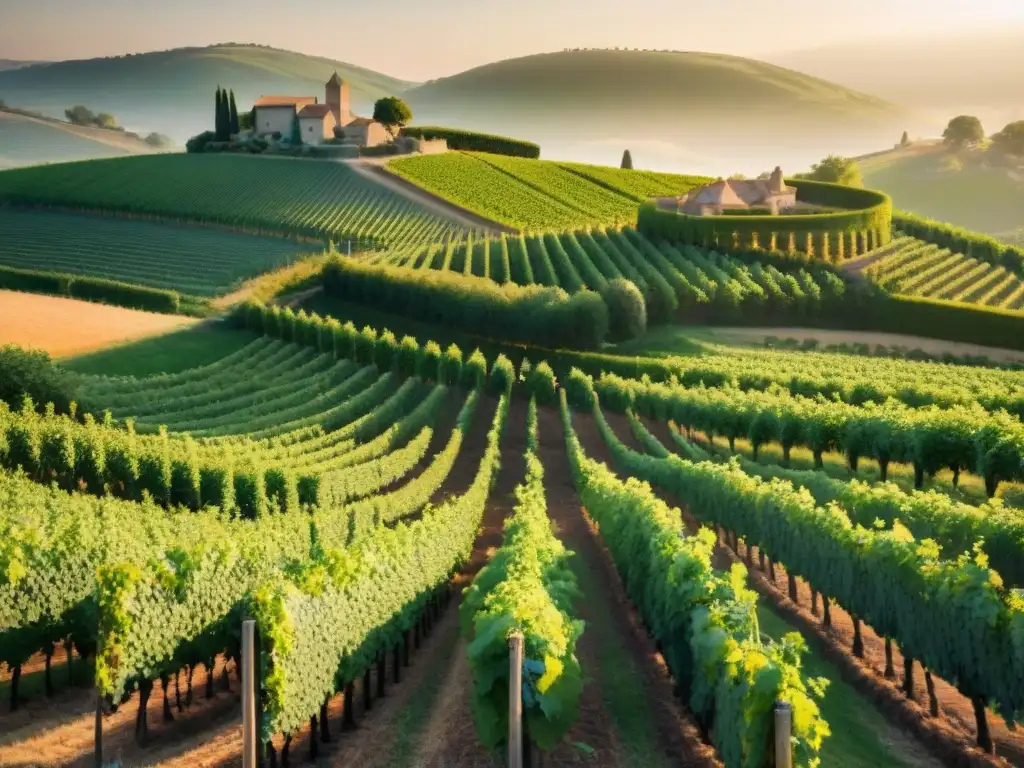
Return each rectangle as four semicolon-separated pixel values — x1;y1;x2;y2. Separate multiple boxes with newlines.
0;153;469;248
0;290;199;357
862;142;1024;238
61;322;260;376
386;151;709;230
0;110;139;169
0;208;321;296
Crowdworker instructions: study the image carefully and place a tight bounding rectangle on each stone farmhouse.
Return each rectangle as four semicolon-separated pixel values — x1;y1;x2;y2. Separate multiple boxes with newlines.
677;167;796;215
252;73;388;147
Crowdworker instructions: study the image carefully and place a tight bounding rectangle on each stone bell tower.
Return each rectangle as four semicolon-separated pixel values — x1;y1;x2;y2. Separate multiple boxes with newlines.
325;72;351;127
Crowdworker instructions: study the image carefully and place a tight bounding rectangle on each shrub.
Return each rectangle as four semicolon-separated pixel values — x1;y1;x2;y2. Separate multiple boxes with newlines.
419;341;443;381
0;345;77;415
565;368;596;410
601;279;647;341
400;126;540;158
441;343;463;386
0;265;179;314
395;335;420;377
322;255;609;349
487;354;515;395
185;131;216;153
525;361;557;405
462;348;487;390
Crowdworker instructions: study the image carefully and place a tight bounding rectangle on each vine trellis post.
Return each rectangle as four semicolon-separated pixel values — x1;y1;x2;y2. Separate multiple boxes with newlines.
508;632;524;768
242;618;258;768
774;700;792;768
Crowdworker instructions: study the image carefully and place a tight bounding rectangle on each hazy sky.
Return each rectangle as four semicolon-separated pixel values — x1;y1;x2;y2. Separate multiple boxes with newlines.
2;0;1022;81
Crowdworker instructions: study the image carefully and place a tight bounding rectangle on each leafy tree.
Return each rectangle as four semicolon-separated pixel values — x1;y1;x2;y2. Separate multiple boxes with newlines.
0;345;76;414
143;132;172;148
214;87;224;139
942;115;984;148
186;130;216;153
900;130;910;147
94;112;117;129
620;149;633;169
372;96;412;139
228;89;240;135
799;154;863;187
239;109;254;132
991;120;1024;156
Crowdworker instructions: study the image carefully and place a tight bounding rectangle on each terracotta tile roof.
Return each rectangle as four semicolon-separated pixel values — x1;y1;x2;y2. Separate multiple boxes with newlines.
345;116;375;126
298;104;333;119
254;96;316;108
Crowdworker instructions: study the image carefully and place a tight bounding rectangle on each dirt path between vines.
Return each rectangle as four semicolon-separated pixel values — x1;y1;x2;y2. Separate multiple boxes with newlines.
346;159;515;235
536;405;721;768
624;414;1021;768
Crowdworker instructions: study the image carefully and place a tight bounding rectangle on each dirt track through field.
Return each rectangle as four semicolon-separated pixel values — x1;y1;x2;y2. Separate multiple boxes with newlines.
0;290;197;356
346;159;515;235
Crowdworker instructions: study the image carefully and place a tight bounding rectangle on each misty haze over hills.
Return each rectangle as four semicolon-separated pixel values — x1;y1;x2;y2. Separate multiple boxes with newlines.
765;27;1024;132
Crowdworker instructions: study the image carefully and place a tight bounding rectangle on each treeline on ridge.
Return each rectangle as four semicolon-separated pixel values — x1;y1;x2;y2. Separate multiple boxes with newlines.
322;255;609;349
400;126;540;158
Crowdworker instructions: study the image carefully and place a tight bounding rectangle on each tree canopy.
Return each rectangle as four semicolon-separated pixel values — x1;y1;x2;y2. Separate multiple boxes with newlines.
373;97;413;138
620;149;633;169
799;154;863;187
65;105;118;130
942;115;984;148
991;121;1024;156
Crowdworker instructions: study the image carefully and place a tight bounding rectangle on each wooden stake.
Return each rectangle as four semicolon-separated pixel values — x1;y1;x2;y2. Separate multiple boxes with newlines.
94;691;103;768
774;700;792;768
242;619;258;768
508;632;524;768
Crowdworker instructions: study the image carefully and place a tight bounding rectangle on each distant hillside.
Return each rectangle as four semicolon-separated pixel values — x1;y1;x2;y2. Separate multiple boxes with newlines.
0;108;164;169
0;59;42;72
860;141;1024;239
766;29;1024;126
403;50;917;173
0;44;413;144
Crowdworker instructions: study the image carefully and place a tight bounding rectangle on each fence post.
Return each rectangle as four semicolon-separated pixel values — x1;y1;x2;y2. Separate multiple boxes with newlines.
508;632;524;768
94;691;103;767
242;619;258;768
774;700;792;768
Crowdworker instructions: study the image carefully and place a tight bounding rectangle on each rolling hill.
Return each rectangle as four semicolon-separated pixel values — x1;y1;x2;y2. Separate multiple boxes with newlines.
0;44;413;144
403;49;920;173
0;108;164;169
0;59;42;72
859;140;1024;239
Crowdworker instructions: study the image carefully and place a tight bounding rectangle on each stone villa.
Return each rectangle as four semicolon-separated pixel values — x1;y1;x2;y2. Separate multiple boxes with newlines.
676;167;796;215
252;73;388;147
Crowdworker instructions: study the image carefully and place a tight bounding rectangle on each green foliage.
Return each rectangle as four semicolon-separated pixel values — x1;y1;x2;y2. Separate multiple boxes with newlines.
290;114;302;146
64;105;118;130
601;278;647;341
991;120;1024;156
388;151;704;231
942;115;985;148
561;393;830;767
592;399;1024;729
186;130;216;153
798;155;863;187
0;264;181;313
620;149;633;170
372;96;412;137
891;210;1024;275
487;354;515;396
321;254;610;350
524;362;557;406
228;89;240;135
462;398;583;750
636;180;892;260
401;126;540;158
0;346;76;415
900;131;910;147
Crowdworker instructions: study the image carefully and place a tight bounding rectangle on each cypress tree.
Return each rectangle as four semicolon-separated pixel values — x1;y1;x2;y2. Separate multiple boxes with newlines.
621;149;633;170
219;89;231;141
214;86;223;137
229;90;240;135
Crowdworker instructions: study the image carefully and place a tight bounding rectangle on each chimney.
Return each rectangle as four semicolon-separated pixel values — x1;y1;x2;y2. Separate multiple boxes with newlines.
770;166;784;193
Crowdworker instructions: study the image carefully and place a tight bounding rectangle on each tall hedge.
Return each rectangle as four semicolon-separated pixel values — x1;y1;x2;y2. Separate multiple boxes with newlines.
321;255;608;349
0;265;180;314
637;179;892;260
401;126;540;159
892;210;1024;274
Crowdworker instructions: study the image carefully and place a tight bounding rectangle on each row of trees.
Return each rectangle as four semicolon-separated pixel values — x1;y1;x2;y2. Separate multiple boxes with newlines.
942;115;1024;155
214;86;239;141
